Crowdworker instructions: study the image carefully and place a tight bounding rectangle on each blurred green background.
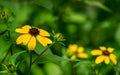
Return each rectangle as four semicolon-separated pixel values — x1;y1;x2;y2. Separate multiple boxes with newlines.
0;0;120;75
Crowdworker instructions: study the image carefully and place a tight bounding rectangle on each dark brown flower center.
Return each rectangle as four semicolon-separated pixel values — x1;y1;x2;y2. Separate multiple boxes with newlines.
102;50;110;56
29;28;39;36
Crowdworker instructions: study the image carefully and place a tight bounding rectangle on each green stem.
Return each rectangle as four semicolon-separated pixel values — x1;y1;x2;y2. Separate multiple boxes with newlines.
9;43;13;55
28;51;32;75
71;61;77;75
32;43;53;65
10;46;13;55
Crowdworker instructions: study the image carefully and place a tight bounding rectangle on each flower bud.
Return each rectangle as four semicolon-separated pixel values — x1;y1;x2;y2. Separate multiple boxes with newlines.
54;33;65;42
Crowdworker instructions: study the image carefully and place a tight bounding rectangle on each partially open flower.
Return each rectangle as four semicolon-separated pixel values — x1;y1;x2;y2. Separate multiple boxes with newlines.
15;25;52;50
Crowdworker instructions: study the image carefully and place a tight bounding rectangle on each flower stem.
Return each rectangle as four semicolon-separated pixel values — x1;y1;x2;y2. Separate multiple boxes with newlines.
32;44;53;65
28;51;32;75
9;43;13;56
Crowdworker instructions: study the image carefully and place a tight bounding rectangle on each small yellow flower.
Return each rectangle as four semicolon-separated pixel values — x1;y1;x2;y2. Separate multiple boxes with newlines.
67;44;88;60
91;46;117;64
15;25;52;50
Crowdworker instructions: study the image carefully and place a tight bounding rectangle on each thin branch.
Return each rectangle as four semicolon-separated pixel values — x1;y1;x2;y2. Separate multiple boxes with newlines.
32;44;53;65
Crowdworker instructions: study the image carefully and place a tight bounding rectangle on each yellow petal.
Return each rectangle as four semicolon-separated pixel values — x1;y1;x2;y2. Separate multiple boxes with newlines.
78;53;88;58
91;50;102;55
15;25;31;33
104;56;110;64
77;47;84;53
71;55;77;60
37;35;52;46
16;34;26;44
22;25;31;29
67;44;78;53
95;55;105;64
23;34;31;45
28;36;36;50
99;46;106;51
39;29;50;36
110;54;117;64
107;47;114;53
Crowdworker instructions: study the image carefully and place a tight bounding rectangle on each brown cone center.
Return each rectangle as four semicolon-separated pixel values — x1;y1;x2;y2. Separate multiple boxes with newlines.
29;28;39;36
102;50;110;56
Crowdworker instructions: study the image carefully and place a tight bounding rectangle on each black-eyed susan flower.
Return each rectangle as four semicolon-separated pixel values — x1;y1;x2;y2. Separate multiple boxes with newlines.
91;46;117;64
15;25;52;50
67;44;88;60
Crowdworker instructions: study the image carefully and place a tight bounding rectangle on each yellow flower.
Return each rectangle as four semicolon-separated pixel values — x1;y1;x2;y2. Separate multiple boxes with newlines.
15;25;52;50
91;46;117;64
67;44;88;60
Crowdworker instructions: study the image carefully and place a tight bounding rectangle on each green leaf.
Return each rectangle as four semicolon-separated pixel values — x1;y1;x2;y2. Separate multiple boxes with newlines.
8;51;26;64
34;43;65;65
35;42;53;55
0;35;11;62
0;71;15;75
85;0;111;12
38;54;66;65
33;0;53;10
0;24;7;33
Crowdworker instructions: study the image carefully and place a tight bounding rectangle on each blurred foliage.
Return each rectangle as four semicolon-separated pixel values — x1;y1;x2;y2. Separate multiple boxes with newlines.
0;0;120;75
